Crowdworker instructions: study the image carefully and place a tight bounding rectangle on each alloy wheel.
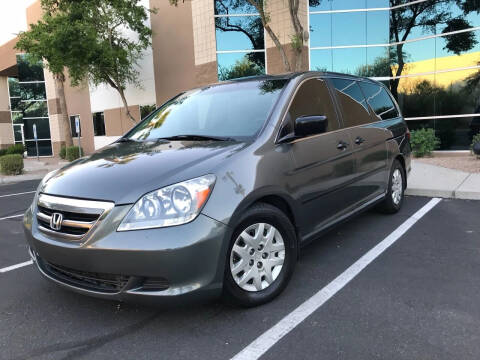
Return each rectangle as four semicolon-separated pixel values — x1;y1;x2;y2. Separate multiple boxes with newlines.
230;223;285;292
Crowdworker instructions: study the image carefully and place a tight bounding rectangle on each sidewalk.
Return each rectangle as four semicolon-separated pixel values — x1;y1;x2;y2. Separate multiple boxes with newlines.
0;158;68;184
406;160;480;200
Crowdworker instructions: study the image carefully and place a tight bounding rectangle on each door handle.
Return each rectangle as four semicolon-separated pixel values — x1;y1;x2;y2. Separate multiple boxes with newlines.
355;136;365;145
337;141;349;150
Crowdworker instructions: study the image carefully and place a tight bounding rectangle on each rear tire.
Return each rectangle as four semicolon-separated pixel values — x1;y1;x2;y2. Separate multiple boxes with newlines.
377;159;405;214
223;203;297;307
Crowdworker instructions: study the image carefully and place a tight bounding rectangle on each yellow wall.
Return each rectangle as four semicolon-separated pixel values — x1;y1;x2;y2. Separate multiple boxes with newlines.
397;51;480;91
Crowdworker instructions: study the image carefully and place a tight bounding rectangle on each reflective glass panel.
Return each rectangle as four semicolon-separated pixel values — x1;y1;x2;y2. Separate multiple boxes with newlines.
391;38;435;75
332;0;366;10
332;47;366;74
214;0;257;15
332;12;366;46
19;82;47;100
436;29;480;71
433;117;476;150
364;46;392;77
367;0;388;7
309;14;331;48
434;69;479;116
25;140;52;157
215;16;263;51
309;0;331;12
16;55;44;82
8;78;19;97
22;101;48;118
217;52;265;80
13;125;23;142
367;10;389;44
395;74;436;117
23;118;51;140
310;49;332;71
11;112;23;125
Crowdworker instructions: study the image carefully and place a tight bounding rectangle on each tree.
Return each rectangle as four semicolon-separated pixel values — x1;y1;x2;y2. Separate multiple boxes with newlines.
17;0;154;126
171;0;308;72
218;56;264;80
389;0;477;99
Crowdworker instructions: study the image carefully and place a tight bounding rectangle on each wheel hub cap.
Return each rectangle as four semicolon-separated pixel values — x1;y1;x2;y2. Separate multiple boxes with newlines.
391;169;403;205
230;223;285;292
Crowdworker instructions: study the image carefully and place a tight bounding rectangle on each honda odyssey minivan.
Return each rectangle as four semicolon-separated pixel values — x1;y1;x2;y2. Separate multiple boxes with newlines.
24;72;411;306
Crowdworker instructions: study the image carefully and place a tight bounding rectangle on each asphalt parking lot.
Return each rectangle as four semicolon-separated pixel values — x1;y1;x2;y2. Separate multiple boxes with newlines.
1;180;480;360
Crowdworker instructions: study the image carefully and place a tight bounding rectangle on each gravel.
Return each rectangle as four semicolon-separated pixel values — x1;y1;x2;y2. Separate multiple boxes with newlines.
416;155;480;173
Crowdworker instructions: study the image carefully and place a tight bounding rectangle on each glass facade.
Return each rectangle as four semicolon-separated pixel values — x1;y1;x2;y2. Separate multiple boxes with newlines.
214;0;266;81
309;0;480;149
8;55;52;156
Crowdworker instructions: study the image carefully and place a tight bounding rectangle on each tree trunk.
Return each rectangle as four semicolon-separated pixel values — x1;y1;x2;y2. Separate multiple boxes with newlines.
54;74;73;147
117;87;136;124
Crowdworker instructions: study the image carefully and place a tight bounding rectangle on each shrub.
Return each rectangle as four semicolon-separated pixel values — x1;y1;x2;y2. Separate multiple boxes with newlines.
5;144;25;155
0;154;24;175
410;128;440;157
0;148;6;157
66;146;83;162
59;146;67;160
471;133;480;152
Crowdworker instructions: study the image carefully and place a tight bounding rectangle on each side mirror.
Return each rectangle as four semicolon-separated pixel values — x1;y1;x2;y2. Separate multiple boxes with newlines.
294;115;328;138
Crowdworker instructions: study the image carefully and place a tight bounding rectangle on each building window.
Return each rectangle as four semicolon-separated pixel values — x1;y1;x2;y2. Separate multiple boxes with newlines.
214;0;266;81
8;55;52;157
308;0;480;150
92;112;105;136
70;115;81;137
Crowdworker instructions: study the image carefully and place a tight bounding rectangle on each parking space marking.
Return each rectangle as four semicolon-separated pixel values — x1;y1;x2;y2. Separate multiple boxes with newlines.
0;191;36;198
0;214;24;221
232;198;442;360
0;260;33;273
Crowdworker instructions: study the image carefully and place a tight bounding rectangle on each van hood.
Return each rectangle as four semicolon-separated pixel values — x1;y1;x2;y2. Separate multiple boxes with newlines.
41;139;247;204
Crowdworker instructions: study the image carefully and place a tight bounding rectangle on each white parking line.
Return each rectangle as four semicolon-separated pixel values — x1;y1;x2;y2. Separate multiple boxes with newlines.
231;198;442;360
0;260;33;273
0;214;24;221
0;190;36;198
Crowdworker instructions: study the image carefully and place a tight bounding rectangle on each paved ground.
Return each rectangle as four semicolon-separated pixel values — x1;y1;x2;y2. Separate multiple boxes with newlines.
1;180;480;360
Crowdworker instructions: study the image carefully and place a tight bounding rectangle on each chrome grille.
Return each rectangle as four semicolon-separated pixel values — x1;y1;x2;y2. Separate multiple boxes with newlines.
36;194;114;241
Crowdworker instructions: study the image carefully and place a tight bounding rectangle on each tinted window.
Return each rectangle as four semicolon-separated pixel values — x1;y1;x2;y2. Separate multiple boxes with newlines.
126;79;288;141
92;112;106;136
359;82;399;120
281;78;339;137
330;78;371;127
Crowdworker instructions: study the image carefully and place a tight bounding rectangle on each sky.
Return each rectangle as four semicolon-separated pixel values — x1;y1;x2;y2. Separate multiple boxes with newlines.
0;0;36;45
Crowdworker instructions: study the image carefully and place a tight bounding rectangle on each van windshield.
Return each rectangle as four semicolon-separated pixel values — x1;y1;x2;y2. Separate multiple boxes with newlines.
125;79;288;141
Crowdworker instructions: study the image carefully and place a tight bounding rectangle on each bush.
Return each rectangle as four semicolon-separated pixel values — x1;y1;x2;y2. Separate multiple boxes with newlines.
0;148;6;157
471;133;480;152
59;146;67;160
410;128;440;157
0;154;24;175
5;144;25;155
66;146;83;162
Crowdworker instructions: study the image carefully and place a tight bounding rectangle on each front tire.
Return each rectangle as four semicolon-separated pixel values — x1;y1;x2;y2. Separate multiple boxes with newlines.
378;159;405;214
223;203;297;307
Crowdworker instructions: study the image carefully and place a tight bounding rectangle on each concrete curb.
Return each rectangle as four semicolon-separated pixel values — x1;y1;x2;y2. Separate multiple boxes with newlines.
0;172;48;184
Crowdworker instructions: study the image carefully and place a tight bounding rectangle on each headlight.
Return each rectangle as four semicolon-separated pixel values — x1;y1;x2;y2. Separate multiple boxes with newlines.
30;169;58;211
117;174;216;231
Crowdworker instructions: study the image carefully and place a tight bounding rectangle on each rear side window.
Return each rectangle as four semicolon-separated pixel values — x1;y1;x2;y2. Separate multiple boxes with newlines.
330;78;371;128
359;82;399;120
281;78;339;137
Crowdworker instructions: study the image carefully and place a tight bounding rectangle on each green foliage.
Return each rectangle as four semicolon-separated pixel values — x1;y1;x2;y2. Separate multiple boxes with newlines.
16;0;154;95
140;104;157;119
65;146;83;162
5;144;25;155
410;128;441;157
218;57;264;81
0;149;6;157
471;133;480;151
59;146;67;159
0;154;24;175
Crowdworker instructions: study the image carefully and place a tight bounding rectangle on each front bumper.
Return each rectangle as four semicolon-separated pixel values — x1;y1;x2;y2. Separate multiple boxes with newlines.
23;204;231;303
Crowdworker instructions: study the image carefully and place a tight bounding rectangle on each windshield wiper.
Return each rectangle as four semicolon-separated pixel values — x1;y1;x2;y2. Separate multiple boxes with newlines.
116;137;140;143
157;135;235;141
